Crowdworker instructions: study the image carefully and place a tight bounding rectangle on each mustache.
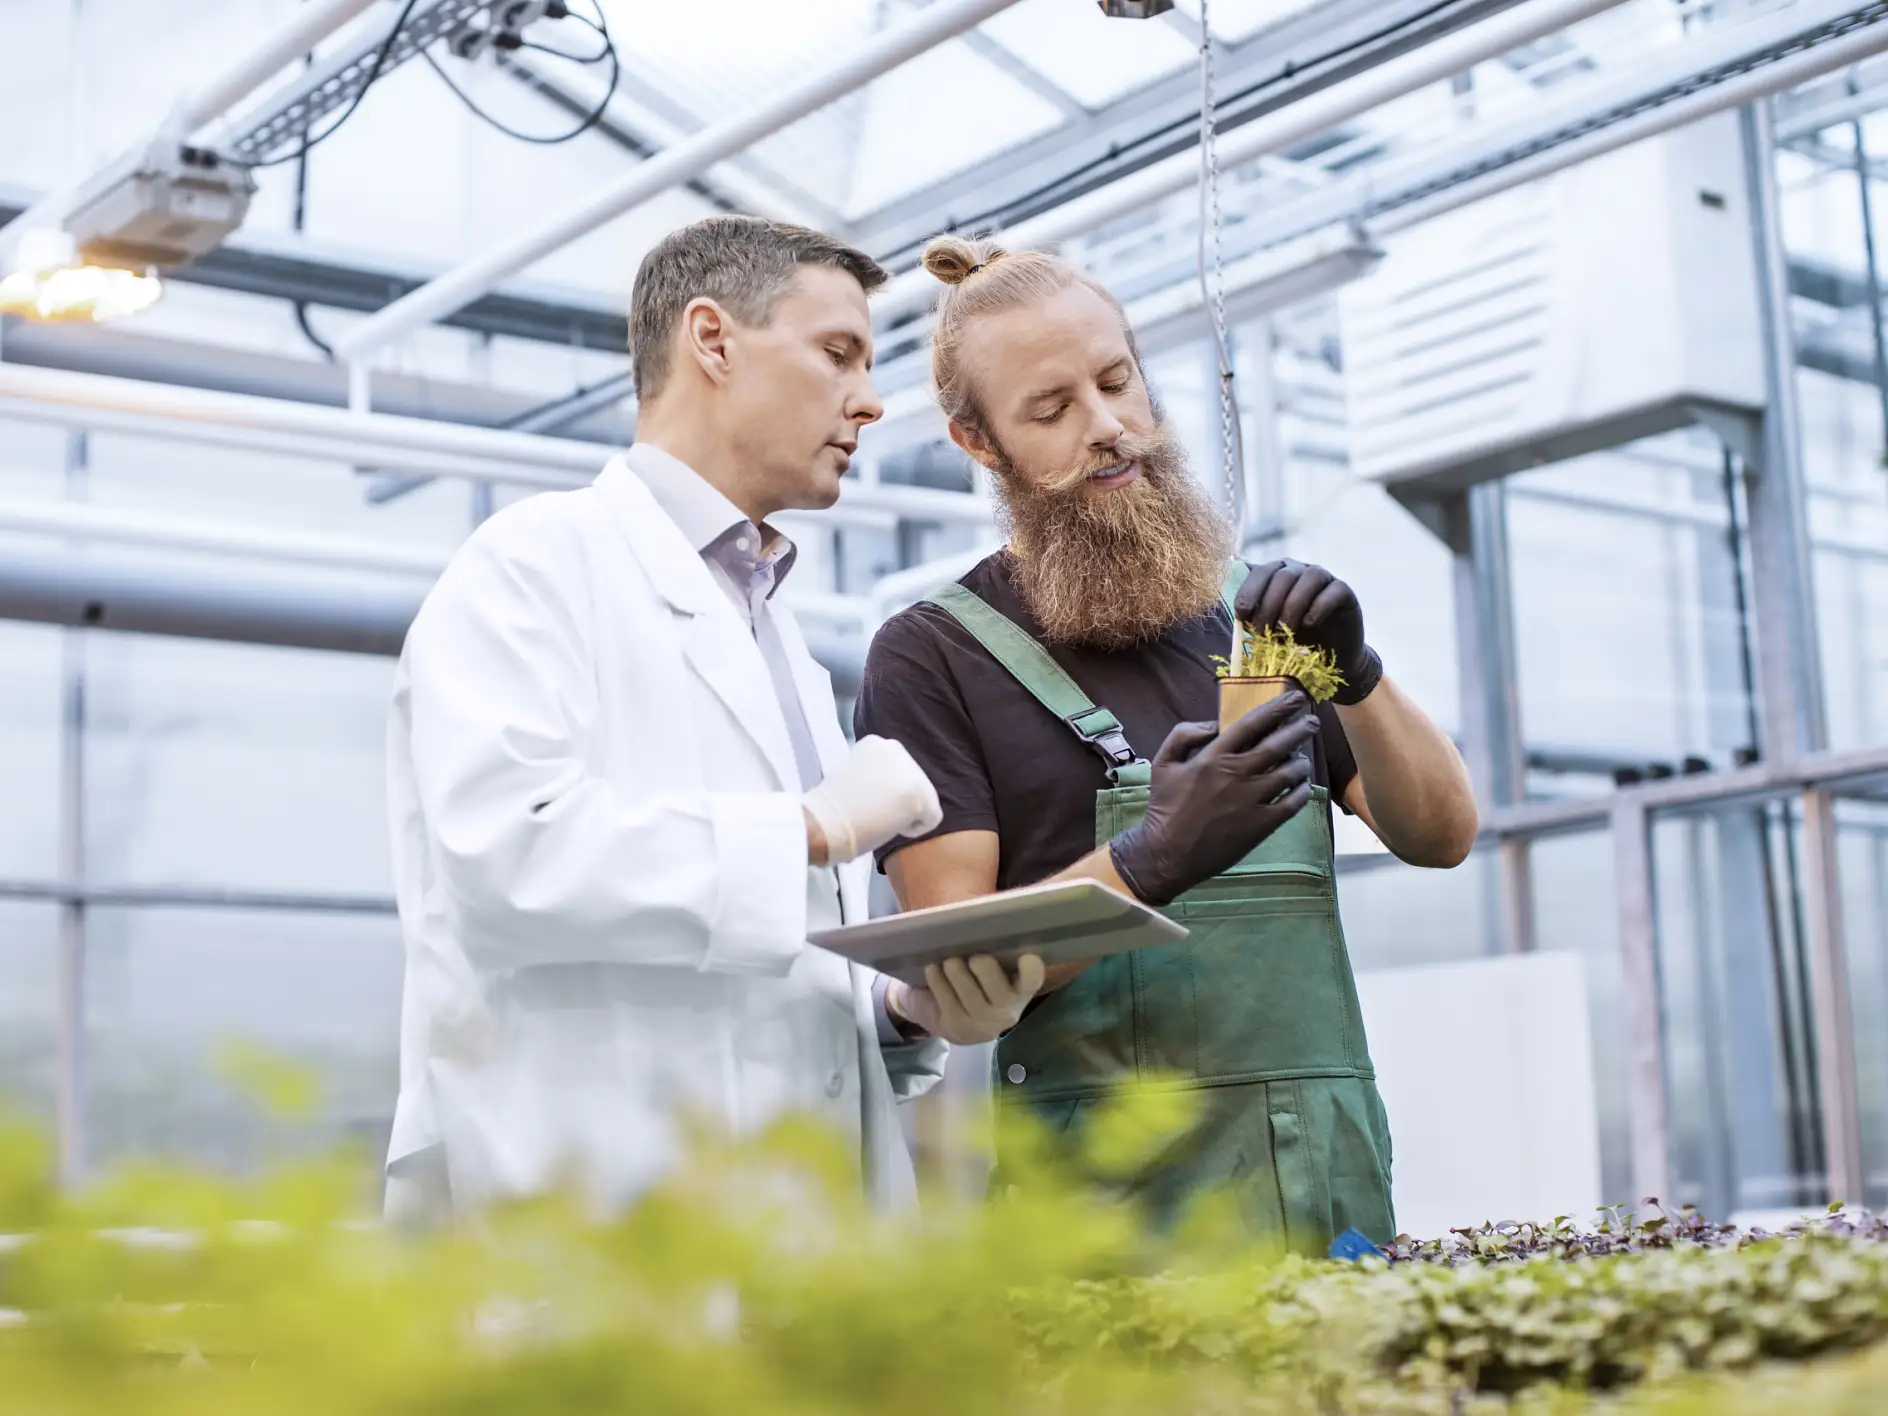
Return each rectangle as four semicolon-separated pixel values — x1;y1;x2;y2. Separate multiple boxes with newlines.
1030;427;1176;496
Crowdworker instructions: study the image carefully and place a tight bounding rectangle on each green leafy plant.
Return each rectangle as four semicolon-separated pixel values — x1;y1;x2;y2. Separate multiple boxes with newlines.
0;1089;1885;1416
1219;623;1346;702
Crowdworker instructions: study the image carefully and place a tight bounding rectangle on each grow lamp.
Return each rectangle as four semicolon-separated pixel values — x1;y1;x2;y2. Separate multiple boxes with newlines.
0;226;162;323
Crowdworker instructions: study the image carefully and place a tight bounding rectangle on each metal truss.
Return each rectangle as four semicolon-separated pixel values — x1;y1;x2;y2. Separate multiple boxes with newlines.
220;0;506;165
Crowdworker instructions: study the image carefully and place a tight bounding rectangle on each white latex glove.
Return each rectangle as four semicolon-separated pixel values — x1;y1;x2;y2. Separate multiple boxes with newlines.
801;735;942;865
887;954;1047;1045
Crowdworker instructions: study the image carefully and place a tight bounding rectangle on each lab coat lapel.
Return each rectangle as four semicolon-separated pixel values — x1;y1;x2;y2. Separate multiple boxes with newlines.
594;458;801;793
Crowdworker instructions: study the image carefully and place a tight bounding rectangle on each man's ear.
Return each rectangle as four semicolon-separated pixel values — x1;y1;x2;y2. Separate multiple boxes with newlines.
947;419;1000;470
681;297;734;385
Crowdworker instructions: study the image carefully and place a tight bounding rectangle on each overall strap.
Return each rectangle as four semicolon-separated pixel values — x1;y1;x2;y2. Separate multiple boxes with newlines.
924;583;1150;787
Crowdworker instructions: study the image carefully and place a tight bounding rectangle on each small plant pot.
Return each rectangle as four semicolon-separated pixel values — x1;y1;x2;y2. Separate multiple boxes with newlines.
1218;675;1296;731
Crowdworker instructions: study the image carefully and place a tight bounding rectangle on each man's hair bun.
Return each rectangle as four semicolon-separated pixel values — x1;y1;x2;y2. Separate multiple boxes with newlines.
922;234;1004;286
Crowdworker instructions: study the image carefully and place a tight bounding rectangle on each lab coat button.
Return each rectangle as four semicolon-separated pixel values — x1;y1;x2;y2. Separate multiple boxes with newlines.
1005;1063;1027;1084
826;1070;845;1098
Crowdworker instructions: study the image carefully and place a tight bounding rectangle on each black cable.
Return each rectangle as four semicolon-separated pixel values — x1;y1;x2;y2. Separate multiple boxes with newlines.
517;11;612;66
422;2;620;146
229;0;422;169
294;301;336;359
520;36;609;63
919;0;1471;248
291;46;334;362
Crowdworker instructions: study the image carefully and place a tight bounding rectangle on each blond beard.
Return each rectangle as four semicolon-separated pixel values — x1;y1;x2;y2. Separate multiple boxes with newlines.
991;422;1233;649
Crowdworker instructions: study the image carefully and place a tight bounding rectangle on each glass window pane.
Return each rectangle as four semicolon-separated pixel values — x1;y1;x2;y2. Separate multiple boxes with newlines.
1529;831;1632;1209
601;0;877;120
1797;368;1888;754
0;902;58;1124
1507;432;1756;794
1338;848;1492;972
846;44;1067;215
1835;789;1888;1210
982;0;1193;108
84;907;402;1178
0;622;62;880
84;636;395;897
1652;803;1822;1221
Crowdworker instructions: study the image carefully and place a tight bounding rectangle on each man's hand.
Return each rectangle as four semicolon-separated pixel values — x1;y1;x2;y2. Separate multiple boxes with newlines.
1108;691;1319;906
802;735;942;865
1234;559;1382;706
887;953;1046;1044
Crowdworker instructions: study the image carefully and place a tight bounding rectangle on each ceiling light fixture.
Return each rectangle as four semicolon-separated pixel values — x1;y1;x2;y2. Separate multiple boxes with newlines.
0;227;163;323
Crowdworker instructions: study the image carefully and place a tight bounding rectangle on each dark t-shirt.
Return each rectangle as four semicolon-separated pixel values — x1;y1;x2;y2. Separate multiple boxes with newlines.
854;553;1357;890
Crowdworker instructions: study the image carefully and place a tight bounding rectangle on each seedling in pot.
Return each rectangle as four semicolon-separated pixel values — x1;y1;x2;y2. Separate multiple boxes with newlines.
1216;623;1345;730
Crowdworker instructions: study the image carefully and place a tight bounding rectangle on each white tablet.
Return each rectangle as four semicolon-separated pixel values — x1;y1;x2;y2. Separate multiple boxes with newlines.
809;879;1188;988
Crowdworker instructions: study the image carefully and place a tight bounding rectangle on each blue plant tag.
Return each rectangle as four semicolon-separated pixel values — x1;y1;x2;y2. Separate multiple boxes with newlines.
1327;1227;1380;1262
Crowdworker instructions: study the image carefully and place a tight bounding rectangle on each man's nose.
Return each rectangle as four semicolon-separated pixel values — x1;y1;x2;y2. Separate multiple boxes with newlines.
1083;396;1126;447
850;373;884;427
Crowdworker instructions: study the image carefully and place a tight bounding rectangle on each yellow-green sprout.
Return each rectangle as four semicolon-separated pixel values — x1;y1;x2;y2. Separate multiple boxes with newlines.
1219;624;1346;702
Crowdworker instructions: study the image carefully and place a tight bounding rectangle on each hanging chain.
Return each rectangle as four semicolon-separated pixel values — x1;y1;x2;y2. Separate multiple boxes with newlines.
1196;0;1246;545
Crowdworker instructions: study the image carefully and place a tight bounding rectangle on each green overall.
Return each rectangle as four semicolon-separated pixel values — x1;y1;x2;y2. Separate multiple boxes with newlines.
925;570;1396;1252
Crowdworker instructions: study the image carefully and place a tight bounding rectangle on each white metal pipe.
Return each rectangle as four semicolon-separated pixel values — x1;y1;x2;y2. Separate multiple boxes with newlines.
0;495;449;577
335;0;1028;362
0;395;591;488
0;0;381;260
872;0;1632;323
0;361;992;518
0;362;605;474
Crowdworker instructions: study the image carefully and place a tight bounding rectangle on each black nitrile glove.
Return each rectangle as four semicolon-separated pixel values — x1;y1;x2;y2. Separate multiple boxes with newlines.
1108;690;1319;907
1234;559;1383;706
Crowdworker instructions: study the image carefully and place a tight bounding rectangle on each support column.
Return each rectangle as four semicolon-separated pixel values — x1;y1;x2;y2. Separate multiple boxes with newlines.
55;429;89;1188
1612;795;1672;1206
1739;102;1828;763
1801;786;1864;1205
1444;484;1533;953
1742;101;1859;1205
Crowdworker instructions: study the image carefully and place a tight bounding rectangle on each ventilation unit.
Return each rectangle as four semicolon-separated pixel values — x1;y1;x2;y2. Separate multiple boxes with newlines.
1338;111;1765;507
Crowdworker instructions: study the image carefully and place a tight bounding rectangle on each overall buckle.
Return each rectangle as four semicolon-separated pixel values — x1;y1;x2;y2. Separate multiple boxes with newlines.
1065;707;1146;784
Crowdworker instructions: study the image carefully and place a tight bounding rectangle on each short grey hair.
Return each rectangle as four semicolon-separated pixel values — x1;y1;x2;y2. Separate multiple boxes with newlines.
629;216;888;402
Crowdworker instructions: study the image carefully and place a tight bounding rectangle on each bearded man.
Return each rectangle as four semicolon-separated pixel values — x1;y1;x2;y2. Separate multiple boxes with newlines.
853;236;1480;1250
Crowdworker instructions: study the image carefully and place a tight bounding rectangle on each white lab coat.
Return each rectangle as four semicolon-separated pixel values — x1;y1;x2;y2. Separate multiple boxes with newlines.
384;456;945;1218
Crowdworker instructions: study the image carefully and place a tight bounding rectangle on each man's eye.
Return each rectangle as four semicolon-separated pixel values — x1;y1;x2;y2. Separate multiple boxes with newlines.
1033;407;1064;425
1101;381;1128;394
829;348;850;366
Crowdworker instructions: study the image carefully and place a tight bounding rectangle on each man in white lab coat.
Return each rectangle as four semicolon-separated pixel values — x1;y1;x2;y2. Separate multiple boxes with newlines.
383;217;1046;1224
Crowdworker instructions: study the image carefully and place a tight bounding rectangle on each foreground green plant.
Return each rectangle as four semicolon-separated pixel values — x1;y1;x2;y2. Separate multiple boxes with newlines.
0;1096;1885;1415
